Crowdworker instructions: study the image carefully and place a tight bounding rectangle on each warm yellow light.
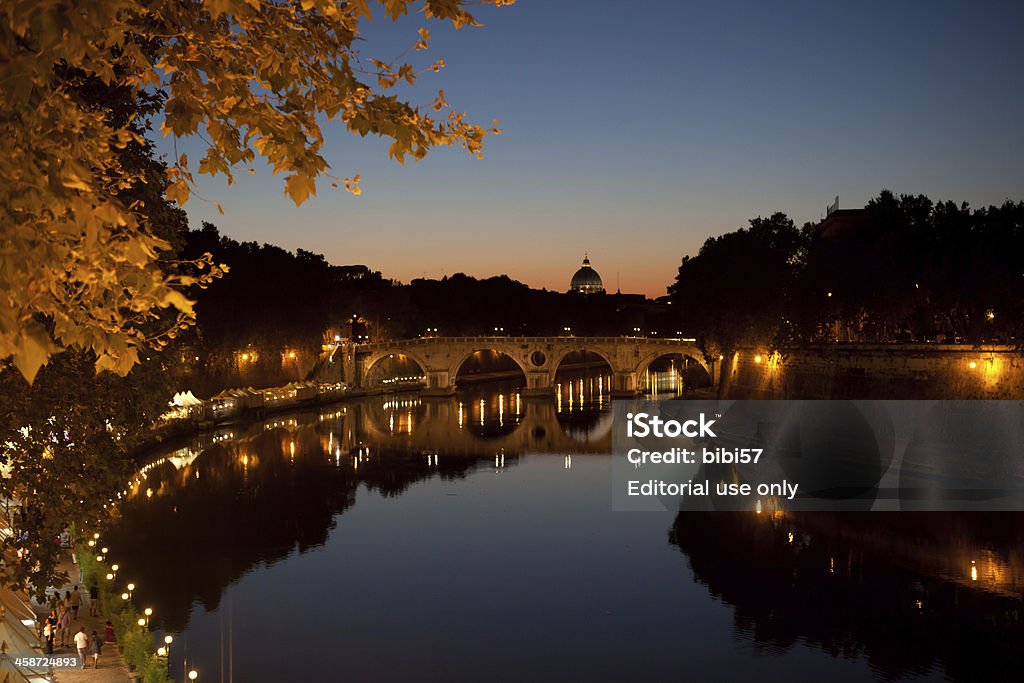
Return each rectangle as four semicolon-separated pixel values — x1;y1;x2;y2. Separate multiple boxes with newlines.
241;353;249;361
969;361;977;369
189;671;198;681
138;618;146;627
101;547;108;554
165;635;173;645
157;647;167;657
121;593;129;601
754;355;763;364
127;583;135;591
144;608;153;616
111;564;119;572
288;351;296;359
106;573;114;580
93;533;100;539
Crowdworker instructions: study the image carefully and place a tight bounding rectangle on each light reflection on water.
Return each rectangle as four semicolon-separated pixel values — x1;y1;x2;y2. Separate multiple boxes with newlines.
106;372;1022;682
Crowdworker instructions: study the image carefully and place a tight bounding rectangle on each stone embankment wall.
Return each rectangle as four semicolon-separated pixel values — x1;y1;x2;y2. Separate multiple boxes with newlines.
722;344;1024;399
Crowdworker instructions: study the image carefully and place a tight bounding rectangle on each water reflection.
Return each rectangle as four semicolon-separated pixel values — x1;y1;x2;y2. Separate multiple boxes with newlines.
671;511;1024;681
104;373;1024;682
109;374;613;635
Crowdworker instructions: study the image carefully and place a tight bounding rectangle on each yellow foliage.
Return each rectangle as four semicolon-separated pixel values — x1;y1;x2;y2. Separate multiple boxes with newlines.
0;0;512;381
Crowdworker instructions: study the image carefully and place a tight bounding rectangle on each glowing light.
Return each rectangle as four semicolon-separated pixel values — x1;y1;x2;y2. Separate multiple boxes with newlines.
971;560;978;581
969;361;977;369
754;355;763;364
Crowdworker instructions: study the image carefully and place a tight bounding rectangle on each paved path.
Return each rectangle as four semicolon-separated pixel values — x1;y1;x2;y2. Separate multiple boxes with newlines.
38;557;132;683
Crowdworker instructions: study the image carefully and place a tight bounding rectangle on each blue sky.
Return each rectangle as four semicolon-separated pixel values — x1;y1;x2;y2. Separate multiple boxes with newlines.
164;0;1024;296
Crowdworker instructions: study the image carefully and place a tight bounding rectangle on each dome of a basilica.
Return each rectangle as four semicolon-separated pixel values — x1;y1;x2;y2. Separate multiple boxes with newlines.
570;255;604;294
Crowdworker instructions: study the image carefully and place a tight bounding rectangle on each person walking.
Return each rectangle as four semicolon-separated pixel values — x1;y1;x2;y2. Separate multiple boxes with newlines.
88;582;99;617
74;627;89;669
57;606;71;647
70;586;82;620
42;621;54;655
89;630;102;669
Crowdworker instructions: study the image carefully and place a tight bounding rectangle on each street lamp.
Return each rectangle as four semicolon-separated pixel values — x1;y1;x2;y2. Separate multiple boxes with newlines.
127;583;135;600
157;647;167;657
144;608;153;626
188;671;198;681
120;592;129;602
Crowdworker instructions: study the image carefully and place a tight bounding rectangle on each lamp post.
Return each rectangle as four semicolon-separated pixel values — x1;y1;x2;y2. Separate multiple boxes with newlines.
126;583;135;600
188;670;198;681
144;608;153;627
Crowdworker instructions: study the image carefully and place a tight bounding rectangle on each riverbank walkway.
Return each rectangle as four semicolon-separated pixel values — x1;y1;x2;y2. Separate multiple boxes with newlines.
39;557;131;683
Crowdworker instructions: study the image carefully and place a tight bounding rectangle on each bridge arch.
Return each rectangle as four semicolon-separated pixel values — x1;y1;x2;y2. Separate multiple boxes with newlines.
362;350;430;389
449;347;529;387
634;349;711;393
550;347;616;375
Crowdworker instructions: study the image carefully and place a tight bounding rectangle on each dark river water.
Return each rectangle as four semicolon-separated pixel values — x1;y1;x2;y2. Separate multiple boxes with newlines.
105;373;1024;682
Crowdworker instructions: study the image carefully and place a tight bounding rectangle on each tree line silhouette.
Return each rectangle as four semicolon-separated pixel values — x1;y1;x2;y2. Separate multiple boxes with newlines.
670;190;1024;361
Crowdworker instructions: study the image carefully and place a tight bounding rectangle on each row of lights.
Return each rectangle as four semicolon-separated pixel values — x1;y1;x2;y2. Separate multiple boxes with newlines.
89;528;197;679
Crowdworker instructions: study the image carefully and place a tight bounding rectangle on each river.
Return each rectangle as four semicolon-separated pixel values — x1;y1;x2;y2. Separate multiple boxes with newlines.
103;371;1024;682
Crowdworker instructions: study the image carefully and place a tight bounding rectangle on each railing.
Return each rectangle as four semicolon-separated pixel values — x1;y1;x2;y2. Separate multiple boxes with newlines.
351;335;699;348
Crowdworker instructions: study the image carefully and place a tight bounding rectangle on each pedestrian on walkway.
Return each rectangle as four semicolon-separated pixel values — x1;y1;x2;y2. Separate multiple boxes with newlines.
104;619;115;643
89;629;102;669
88;582;99;617
70;585;82;620
42;621;54;655
57;605;71;647
74;627;89;668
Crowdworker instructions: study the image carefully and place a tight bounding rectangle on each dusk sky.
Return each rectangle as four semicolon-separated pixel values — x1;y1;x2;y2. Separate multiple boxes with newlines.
165;0;1024;297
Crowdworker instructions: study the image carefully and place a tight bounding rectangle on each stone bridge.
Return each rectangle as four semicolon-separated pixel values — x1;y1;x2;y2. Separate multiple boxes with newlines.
315;336;709;397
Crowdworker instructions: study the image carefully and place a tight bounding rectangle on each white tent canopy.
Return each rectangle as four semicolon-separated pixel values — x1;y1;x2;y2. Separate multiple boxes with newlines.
171;391;203;407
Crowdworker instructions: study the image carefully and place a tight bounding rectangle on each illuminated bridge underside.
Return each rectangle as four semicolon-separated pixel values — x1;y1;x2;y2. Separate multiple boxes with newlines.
325;336;709;397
